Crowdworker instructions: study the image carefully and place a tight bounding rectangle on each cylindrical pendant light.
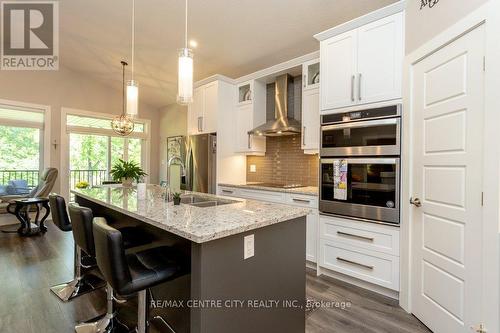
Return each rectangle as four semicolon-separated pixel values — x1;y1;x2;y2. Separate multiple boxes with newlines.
177;0;193;105
126;0;139;117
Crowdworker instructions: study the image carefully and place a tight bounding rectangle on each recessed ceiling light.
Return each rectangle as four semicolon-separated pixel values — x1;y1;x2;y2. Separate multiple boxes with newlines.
189;40;198;48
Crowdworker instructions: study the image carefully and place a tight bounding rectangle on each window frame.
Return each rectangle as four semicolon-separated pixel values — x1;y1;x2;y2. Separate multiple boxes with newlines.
0;98;51;174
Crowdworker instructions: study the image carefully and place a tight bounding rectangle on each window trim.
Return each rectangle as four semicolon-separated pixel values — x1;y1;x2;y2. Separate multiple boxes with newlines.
0;98;51;173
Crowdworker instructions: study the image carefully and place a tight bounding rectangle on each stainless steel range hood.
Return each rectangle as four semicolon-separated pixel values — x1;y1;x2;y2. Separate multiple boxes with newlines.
248;74;301;137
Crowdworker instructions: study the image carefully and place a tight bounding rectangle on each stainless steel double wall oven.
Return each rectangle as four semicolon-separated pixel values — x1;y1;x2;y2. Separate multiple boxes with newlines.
319;105;402;225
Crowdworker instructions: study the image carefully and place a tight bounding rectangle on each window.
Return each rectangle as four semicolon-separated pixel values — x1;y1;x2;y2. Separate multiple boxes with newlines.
0;104;47;190
64;111;148;192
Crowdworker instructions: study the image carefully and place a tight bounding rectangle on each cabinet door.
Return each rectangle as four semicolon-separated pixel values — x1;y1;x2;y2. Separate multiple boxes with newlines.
301;88;320;152
357;12;403;105
306;212;318;263
202;82;218;133
320;30;357;111
235;104;253;152
187;87;204;135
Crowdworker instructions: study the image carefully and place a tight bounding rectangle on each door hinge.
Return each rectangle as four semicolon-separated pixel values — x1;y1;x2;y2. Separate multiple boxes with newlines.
472;323;487;333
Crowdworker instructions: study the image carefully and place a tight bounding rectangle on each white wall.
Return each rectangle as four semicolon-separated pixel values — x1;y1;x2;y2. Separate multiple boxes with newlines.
158;103;188;182
0;66;161;192
405;0;489;53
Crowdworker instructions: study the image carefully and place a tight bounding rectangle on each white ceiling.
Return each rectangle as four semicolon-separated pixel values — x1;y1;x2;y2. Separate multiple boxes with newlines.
59;0;397;109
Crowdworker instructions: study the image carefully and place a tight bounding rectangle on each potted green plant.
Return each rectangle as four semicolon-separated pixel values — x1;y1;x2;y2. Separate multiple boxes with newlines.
172;192;182;205
110;159;147;187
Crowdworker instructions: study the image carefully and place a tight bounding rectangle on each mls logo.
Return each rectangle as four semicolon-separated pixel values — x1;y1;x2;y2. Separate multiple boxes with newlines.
1;1;59;70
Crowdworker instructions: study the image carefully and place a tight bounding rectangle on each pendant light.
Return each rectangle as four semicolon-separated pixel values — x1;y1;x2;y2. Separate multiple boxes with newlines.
177;0;193;105
126;0;139;117
111;61;135;136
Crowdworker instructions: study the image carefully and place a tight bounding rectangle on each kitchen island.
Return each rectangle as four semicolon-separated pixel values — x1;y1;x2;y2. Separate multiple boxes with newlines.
72;185;310;333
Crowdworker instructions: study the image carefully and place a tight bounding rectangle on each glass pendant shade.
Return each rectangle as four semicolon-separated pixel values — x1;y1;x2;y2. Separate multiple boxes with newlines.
126;80;139;117
177;48;193;105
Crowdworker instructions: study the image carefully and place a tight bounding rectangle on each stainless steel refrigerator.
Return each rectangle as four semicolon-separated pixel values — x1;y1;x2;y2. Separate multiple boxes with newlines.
185;133;217;194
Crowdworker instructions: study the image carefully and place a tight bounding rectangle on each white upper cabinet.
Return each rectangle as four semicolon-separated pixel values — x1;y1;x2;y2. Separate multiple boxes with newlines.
357;13;403;105
234;80;266;155
301;60;320;153
319;12;403;113
320;30;358;111
187;81;219;135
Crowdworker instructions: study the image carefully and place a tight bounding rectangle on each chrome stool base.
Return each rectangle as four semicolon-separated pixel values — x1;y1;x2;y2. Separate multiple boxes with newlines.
75;313;129;333
50;274;105;302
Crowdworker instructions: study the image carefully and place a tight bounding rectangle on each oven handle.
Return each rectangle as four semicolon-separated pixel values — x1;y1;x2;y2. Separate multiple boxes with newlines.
320;158;398;165
321;117;399;131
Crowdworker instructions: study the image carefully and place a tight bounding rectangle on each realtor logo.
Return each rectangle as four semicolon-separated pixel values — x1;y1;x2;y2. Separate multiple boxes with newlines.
1;1;59;70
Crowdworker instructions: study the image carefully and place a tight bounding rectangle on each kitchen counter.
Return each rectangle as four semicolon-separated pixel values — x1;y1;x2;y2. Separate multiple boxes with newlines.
72;185;310;243
218;183;319;196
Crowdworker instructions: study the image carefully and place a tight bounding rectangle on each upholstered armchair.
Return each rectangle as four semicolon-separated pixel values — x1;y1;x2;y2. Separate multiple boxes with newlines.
0;168;58;214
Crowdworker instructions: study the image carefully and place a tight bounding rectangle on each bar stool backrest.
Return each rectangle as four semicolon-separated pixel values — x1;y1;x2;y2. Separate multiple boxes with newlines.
68;203;96;257
48;194;72;232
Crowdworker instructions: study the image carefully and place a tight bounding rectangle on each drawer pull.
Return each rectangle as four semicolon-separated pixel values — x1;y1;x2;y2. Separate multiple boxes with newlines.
336;257;374;270
292;198;311;204
337;231;374;242
222;190;234;194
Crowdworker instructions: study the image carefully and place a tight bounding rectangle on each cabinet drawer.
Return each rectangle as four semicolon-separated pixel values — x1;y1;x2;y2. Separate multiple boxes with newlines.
320;240;399;291
320;215;399;256
285;193;318;208
238;189;286;203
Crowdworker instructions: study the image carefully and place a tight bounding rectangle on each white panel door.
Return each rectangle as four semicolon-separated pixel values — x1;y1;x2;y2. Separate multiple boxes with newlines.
357;12;403;105
320;30;357;111
411;25;485;333
202;81;218;133
301;88;320;152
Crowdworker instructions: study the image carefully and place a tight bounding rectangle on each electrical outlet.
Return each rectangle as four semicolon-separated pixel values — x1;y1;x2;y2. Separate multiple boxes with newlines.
244;234;254;259
249;164;257;173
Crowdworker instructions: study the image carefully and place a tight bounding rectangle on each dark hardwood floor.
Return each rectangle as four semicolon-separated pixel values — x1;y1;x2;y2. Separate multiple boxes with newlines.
0;221;431;333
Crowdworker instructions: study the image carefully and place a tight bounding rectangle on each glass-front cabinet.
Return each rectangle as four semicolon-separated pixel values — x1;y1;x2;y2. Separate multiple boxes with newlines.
303;59;320;90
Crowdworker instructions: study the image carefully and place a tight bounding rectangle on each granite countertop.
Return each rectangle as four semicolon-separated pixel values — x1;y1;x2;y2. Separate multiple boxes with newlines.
218;183;319;196
71;185;310;244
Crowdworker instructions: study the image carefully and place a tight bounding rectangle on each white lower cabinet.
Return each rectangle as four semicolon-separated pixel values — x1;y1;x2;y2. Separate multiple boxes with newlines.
218;186;318;263
319;215;400;291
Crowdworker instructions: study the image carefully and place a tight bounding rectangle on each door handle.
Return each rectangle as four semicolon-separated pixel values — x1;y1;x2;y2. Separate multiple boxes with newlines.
410;197;422;207
358;73;362;101
351;75;355;102
302;126;306;146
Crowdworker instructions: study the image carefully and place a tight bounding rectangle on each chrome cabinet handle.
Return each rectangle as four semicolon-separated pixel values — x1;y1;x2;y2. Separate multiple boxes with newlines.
200;116;203;132
197;117;202;132
303;74;306;88
292;198;311;204
337;231;374;242
222;189;234;194
247;134;251;149
351;75;355;102
410;197;422;207
358;73;362;101
336;257;373;270
302;126;306;146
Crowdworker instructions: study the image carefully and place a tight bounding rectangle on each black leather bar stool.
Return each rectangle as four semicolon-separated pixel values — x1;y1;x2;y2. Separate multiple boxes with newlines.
49;194;105;302
49;196;154;303
75;217;187;333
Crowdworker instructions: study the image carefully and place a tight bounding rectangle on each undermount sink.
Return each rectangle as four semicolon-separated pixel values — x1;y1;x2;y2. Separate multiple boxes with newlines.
179;194;238;208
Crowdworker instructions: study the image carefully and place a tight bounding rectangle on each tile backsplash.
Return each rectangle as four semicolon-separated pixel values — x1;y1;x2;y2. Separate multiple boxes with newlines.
246;136;319;186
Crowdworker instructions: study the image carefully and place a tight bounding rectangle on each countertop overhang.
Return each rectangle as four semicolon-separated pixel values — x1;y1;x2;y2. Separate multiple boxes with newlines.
218;183;319;196
71;185;310;243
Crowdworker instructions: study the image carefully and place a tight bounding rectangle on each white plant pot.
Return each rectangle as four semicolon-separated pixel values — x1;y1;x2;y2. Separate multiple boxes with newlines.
122;178;134;187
